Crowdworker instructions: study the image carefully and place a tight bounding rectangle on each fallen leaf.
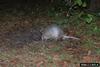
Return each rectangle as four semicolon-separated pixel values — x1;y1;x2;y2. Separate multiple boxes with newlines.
10;58;20;65
76;64;80;67
36;61;44;67
82;55;93;63
62;61;69;67
95;55;100;62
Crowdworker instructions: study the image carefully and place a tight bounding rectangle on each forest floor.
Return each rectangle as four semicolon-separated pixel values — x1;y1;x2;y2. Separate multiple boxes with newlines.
0;5;100;67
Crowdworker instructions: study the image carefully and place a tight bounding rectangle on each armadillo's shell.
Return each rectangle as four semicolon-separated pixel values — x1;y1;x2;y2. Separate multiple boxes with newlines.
42;24;64;40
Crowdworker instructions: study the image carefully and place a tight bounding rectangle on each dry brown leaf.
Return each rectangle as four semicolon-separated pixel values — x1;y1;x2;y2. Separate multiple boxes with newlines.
53;55;60;61
62;61;69;67
10;58;20;65
95;55;100;62
76;64;80;67
0;62;8;67
36;61;44;67
82;55;93;63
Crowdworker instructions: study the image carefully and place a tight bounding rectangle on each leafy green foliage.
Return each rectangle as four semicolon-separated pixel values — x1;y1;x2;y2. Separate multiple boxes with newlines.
74;0;83;6
83;39;95;49
50;46;62;52
47;55;53;63
82;2;87;7
80;13;94;23
74;0;87;7
95;48;100;55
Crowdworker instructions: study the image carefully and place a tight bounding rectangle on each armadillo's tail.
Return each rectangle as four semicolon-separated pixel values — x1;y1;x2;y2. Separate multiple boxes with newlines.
63;35;80;40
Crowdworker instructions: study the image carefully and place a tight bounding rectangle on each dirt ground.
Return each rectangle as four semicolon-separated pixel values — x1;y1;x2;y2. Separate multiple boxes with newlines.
0;15;100;67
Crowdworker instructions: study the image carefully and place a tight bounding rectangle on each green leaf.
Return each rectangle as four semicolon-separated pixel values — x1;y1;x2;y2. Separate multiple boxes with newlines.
84;14;94;23
74;0;82;6
82;2;87;7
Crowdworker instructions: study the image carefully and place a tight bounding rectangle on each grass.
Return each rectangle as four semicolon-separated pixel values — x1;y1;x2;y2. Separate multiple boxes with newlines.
83;39;95;49
95;48;100;55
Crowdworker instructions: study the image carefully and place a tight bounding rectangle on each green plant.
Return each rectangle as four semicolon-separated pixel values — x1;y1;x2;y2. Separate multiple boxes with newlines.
74;0;87;7
83;39;95;49
47;55;53;63
80;13;95;24
95;48;100;55
50;46;62;52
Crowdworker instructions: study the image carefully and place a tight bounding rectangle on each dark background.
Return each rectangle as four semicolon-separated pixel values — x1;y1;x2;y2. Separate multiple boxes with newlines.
0;0;100;11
